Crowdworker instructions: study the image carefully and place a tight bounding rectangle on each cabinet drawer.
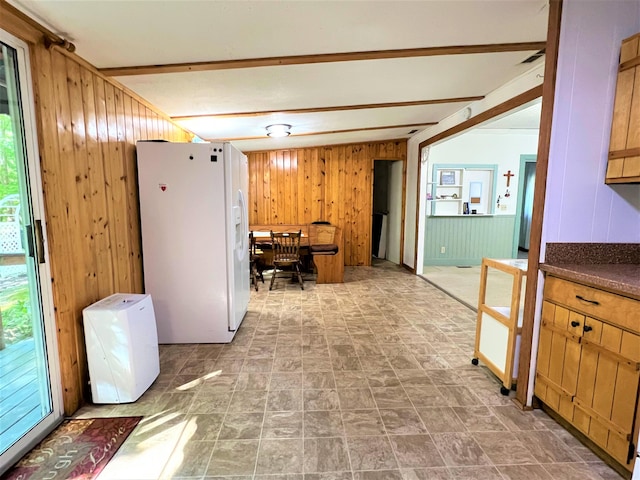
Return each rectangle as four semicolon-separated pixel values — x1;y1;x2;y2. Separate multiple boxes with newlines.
545;276;639;332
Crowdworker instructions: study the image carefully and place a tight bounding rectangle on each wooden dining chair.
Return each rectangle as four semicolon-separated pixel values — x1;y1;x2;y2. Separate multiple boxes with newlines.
269;230;304;290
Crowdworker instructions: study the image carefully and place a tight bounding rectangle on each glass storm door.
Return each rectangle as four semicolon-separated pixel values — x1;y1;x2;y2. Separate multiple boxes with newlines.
0;31;62;474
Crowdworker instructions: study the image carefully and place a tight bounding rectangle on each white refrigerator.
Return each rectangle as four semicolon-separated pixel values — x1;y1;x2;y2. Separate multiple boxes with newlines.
136;141;250;343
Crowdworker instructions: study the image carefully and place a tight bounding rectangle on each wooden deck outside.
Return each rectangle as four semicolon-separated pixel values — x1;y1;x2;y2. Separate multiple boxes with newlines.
0;338;44;451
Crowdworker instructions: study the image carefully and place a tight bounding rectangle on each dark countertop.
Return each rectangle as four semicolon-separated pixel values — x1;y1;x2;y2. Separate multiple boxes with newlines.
540;263;640;299
544;242;640;265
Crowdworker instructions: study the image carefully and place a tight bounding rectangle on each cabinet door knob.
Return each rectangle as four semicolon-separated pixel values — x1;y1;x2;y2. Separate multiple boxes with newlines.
571;320;581;327
583;325;593;332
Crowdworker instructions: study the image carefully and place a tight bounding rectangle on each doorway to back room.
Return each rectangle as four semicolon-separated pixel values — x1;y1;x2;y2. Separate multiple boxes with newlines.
372;160;403;264
419;100;541;309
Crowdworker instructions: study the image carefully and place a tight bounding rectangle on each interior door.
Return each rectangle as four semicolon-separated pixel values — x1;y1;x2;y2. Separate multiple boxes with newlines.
0;31;62;475
518;162;536;250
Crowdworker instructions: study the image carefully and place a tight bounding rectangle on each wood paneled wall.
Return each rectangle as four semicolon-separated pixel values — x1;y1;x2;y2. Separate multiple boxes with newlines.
247;141;407;266
36;49;192;414
2;4;193;414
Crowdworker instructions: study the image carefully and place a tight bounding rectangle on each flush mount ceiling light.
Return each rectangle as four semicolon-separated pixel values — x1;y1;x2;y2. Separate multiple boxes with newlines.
266;124;291;138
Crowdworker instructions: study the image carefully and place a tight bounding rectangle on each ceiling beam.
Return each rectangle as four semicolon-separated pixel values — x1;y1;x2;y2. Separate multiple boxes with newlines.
211;122;437;142
418;85;543;148
171;96;485;120
100;42;546;77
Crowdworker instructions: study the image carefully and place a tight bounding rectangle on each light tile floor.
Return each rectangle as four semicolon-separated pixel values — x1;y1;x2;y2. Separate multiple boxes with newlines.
422;265;526;311
75;261;624;479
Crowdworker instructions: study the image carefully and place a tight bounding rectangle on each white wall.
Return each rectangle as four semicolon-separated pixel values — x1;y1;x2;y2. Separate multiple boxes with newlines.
541;0;640;251
526;0;640;406
403;64;544;269
428;130;539;215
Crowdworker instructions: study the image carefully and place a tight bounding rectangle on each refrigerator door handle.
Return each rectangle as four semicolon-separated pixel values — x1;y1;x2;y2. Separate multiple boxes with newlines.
236;189;249;261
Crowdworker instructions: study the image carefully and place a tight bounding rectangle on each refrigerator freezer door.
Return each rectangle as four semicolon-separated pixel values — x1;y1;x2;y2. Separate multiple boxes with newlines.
137;142;234;343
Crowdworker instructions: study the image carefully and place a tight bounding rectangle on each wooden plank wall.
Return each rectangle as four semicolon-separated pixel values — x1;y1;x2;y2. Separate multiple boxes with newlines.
36;49;192;414
247;141;407;266
2;4;193;414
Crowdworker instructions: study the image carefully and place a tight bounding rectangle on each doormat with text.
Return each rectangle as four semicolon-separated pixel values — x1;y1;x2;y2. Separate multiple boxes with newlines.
1;416;141;480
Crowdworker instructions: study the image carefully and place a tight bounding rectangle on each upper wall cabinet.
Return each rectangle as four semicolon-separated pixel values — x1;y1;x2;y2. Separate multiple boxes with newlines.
606;32;640;184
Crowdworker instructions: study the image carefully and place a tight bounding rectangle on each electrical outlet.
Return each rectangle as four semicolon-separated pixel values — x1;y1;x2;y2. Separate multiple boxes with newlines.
440;246;446;254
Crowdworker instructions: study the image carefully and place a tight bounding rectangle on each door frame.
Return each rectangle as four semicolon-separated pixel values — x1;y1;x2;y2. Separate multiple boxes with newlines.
512;154;537;258
0;28;63;475
414;87;543;274
371;158;406;265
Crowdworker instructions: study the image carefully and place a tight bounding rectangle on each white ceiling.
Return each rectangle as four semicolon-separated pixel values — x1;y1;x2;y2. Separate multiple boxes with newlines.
11;0;549;152
479;100;542;130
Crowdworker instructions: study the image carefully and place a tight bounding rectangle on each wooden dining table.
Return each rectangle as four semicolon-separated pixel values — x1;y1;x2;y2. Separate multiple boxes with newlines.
250;230;310;246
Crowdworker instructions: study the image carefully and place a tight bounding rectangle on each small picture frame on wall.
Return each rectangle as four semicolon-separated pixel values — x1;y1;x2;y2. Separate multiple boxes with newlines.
440;170;456;185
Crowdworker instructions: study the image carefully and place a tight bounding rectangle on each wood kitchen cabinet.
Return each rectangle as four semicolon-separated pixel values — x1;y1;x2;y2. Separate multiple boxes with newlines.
535;275;640;473
606;32;640;184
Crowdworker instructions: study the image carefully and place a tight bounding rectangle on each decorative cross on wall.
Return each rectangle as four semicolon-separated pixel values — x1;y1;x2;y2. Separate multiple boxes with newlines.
503;170;514;187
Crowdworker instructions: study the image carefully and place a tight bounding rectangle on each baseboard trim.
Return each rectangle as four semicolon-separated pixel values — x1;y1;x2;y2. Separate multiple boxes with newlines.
401;263;415;274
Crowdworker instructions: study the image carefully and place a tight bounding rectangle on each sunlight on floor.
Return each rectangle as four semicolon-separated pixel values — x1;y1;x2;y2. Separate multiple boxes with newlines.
422;265;526;311
99;416;188;479
175;370;222;391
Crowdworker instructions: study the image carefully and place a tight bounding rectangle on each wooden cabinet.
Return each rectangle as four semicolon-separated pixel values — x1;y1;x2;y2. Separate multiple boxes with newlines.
535;275;640;472
606;32;640;184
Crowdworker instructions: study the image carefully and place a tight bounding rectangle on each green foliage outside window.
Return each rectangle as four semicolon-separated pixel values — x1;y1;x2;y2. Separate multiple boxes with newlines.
0;114;20;200
0;113;31;348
